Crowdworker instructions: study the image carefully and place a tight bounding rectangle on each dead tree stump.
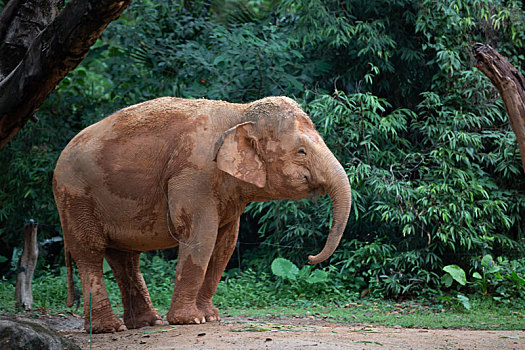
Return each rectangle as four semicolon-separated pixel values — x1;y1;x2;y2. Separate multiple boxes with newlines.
14;220;39;311
473;43;525;173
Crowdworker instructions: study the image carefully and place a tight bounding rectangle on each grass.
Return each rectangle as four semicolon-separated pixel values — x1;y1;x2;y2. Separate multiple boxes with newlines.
1;268;524;331
220;300;525;330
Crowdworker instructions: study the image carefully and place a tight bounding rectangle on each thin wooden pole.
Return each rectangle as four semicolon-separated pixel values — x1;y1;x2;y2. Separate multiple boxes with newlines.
14;219;38;310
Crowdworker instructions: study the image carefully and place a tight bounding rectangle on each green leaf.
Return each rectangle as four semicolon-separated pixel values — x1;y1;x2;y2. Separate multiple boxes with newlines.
297;266;311;280
443;265;467;286
509;271;525;285
0;256;7;263
441;273;453;288
481;254;493;268
456;294;471;310
472;272;482;280
271;258;299;281
103;259;112;274
306;269;328;284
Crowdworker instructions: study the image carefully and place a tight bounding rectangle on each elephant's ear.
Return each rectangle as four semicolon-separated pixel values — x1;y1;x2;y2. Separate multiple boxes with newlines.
214;122;266;188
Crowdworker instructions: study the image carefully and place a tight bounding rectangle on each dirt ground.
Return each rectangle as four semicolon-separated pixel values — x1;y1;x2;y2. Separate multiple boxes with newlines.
38;313;525;350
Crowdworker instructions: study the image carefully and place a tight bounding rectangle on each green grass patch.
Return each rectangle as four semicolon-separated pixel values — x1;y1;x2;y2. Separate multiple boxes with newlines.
212;269;525;330
0;273;73;314
1;263;524;331
218;300;525;330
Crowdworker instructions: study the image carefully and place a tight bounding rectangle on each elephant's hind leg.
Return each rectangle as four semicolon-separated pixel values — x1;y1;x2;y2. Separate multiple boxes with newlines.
57;191;125;333
105;249;162;329
73;249;126;333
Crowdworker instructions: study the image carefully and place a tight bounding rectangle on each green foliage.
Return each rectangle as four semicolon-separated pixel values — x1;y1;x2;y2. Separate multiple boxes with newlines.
100;0;309;103
271;258;337;300
271;257;300;280
215;269;278;308
471;256;525;302
277;0;432;104
216;263;354;308
440;255;525;306
0;276;15;313
0;269;72;313
270;257;329;294
0;253;177;315
4;272;524;330
140;254;177;310
440;293;472;311
443;265;468;286
1;0;524;305
472;254;502;295
32;268;72;311
247;0;525;299
253;86;524;297
224;298;525;330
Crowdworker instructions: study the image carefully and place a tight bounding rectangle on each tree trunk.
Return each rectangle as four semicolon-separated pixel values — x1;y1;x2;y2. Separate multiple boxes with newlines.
14;220;38;310
0;0;64;81
473;43;525;173
0;0;132;151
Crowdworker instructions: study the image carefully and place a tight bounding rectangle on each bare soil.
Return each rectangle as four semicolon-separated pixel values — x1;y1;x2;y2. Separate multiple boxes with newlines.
37;313;525;350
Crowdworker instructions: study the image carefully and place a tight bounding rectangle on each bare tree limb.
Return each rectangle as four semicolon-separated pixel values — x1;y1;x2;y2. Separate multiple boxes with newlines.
0;0;132;150
473;43;525;173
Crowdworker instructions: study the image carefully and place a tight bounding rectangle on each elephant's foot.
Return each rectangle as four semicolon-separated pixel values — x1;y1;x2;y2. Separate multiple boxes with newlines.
166;305;206;325
86;314;127;334
198;302;221;322
124;310;163;329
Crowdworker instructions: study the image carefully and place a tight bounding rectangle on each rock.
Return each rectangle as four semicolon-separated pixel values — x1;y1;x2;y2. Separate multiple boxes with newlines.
0;315;80;350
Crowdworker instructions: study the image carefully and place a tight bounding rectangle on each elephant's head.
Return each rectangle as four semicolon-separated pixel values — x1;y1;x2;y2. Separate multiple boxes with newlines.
215;97;352;264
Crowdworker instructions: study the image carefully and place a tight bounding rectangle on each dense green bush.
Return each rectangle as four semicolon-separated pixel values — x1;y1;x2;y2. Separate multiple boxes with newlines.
246;0;525;298
443;255;525;301
0;0;524;303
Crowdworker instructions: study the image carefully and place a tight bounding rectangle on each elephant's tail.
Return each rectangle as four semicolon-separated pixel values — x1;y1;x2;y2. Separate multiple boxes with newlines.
65;247;75;308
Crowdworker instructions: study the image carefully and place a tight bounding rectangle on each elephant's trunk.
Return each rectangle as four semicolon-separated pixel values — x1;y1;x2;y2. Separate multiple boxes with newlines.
307;144;351;264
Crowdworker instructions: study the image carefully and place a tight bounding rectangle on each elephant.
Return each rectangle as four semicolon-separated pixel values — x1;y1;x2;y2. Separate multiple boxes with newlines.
52;96;352;333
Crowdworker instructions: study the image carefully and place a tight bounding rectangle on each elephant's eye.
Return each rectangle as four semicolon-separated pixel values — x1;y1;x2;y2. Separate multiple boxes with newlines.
297;149;307;156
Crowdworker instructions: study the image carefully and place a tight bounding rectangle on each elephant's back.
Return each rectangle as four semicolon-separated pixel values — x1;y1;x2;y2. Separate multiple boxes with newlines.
105;97;213;138
61;97;219;150
53;97;225;201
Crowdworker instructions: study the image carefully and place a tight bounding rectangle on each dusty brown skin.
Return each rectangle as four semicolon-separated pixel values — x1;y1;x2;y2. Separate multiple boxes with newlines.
53;96;352;333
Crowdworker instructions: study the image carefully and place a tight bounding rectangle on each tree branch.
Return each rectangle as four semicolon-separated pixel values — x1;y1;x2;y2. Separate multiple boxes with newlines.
0;0;23;40
473;43;525;173
0;0;132;150
0;0;64;81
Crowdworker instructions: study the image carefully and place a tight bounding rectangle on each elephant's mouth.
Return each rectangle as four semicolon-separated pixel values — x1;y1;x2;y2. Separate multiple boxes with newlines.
304;186;326;204
302;172;326;197
307;181;327;198
312;185;327;197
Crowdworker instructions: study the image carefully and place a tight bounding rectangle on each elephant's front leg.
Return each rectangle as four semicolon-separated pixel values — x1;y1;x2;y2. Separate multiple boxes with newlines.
197;217;240;322
166;204;219;325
